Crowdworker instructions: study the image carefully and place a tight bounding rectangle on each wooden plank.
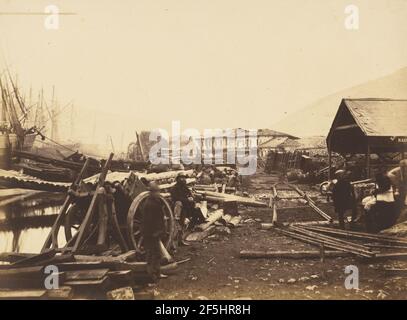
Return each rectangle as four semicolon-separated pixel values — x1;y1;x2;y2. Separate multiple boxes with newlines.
112;262;149;273
0;266;44;277
64;269;110;281
56;261;108;272
374;252;407;260
59;260;146;273
73;251;136;263
0;289;46;299
42;158;91;252
46;286;73;299
229;215;242;227
0;252;36;263
364;243;407;250
63;275;110;289
0;278;45;289
0;266;55;289
220;214;233;224
384;268;407;276
185;226;216;242
240;250;350;259
12;250;56;267
107;270;133;284
196;190;267;207
196;209;224;231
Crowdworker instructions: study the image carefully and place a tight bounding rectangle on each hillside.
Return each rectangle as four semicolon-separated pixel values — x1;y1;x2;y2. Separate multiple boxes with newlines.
273;67;407;137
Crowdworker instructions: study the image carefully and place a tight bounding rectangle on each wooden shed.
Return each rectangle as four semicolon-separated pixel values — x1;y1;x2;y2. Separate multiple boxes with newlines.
327;98;407;178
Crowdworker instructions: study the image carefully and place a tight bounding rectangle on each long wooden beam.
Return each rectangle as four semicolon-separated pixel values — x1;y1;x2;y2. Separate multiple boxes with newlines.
41;158;91;252
72;153;114;253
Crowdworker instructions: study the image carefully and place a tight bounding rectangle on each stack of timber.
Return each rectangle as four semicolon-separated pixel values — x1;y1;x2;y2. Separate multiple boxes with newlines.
0;250;188;299
245;224;407;261
277;225;375;258
194;184;237;194
186;209;242;242
0;164;195;192
240;250;351;259
84;169;196;188
195;190;267;208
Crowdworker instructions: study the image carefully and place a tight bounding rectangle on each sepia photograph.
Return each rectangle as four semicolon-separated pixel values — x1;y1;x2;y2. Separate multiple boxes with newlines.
0;0;406;307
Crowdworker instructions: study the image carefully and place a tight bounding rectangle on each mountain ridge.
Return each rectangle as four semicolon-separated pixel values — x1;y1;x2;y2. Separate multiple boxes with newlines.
273;67;407;137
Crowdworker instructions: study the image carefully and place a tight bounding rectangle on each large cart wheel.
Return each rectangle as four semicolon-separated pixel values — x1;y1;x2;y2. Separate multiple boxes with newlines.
127;191;175;254
64;203;97;243
64;203;83;242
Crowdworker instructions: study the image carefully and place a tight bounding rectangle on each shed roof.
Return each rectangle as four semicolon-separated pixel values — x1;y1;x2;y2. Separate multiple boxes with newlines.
281;136;327;150
341;99;407;137
257;129;299;139
258;136;289;148
327;98;407;154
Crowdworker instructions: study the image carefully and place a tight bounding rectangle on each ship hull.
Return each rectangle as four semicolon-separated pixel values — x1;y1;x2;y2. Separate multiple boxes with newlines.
8;133;36;151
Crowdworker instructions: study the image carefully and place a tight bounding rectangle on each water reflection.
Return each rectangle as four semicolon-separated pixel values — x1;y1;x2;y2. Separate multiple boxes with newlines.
0;192;65;253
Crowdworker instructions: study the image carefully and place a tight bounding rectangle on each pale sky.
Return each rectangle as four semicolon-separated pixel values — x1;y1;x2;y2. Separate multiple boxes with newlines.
1;0;407;152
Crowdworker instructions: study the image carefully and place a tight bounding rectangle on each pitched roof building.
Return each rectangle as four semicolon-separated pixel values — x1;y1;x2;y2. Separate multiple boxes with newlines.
327;98;407;177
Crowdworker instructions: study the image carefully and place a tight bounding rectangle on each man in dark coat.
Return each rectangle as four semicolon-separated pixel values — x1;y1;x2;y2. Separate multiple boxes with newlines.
170;173;205;228
331;170;355;229
141;182;166;283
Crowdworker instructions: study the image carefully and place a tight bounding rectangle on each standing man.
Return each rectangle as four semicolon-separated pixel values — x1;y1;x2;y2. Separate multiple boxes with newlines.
141;182;166;283
331;170;355;229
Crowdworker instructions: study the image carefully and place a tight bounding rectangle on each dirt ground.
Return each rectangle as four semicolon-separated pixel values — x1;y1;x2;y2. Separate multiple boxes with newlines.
154;172;407;300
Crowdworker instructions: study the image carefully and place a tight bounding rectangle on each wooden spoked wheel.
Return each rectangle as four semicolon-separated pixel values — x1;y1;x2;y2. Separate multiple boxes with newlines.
127;191;175;254
64;202;98;243
64;203;83;242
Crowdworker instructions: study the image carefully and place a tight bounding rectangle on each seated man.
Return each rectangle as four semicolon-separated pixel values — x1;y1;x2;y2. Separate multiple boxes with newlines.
170;173;206;229
227;171;241;189
388;159;407;206
363;173;399;233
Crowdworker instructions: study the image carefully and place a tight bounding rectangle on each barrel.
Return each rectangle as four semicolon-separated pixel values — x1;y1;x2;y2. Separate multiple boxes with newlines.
0;134;11;169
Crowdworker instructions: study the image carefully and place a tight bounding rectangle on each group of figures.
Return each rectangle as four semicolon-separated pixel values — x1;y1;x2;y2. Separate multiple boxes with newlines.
330;159;407;232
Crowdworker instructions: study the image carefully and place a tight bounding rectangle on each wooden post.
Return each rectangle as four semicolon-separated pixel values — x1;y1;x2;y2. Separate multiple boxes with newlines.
272;201;278;225
96;188;108;246
320;243;325;263
41;158;90;252
327;135;332;181
366;142;371;179
136;131;145;162
72;153;114;253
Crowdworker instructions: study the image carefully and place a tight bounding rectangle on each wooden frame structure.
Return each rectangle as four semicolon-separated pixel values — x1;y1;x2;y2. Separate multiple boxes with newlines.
327;99;407;179
41;153;129;254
